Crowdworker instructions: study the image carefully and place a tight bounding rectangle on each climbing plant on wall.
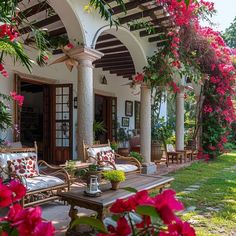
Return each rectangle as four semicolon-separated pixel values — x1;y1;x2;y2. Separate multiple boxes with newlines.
132;0;236;159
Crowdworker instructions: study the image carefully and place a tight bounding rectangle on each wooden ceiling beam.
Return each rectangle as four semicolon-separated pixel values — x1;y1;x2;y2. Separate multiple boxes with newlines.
19;1;52;18
100;52;131;59
130;16;170;31
148;33;167;42
96;62;134;68
140;26;170;37
157;40;169;47
110;69;135;75
118;6;163;24
102;64;135;70
96;40;123;49
95;57;132;64
19;14;60;34
95;59;133;67
48;27;67;37
99;46;128;54
97;34;116;42
111;0;152;15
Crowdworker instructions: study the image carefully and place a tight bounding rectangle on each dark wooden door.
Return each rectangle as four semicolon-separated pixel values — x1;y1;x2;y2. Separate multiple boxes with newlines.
51;84;73;164
43;85;51;163
95;95;117;143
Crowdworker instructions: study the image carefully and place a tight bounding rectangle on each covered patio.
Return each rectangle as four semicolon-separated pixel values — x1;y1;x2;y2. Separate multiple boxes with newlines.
0;0;235;235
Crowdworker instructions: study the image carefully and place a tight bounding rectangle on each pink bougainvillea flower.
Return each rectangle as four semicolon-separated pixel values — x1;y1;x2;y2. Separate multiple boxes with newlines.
98;217;131;236
10;92;24;107
0;182;13;207
133;73;144;83
153;189;184;224
33;221;55;236
169;81;181;93
159;220;196;236
0;63;9;78
110;198;135;213
8;180;26;202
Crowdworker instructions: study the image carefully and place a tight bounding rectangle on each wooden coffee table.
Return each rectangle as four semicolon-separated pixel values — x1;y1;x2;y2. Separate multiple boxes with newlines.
59;174;174;233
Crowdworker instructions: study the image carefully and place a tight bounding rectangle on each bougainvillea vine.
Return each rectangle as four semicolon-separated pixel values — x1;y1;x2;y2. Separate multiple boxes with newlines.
134;0;235;159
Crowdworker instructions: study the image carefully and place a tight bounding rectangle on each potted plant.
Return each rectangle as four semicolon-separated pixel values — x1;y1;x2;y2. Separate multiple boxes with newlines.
103;170;126;190
117;127;129;156
75;164;102;183
64;160;77;177
129;151;143;163
151;117;175;161
93;121;106;142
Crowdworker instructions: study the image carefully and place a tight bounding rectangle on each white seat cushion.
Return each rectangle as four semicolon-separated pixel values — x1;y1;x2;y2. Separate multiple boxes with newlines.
25;175;64;192
101;164;138;173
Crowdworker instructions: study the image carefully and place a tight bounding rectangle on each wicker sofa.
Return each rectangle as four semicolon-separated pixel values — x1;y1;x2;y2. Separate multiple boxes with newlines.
0;142;70;207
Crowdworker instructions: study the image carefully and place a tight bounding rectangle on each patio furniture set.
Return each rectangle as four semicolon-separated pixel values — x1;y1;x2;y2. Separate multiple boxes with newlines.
0;141;174;234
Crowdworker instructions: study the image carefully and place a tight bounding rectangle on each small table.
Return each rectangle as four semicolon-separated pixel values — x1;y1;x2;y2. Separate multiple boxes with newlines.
59;174;174;233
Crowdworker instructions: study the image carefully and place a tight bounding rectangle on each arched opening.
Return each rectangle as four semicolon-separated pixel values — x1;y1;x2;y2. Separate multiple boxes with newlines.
92;27;147;145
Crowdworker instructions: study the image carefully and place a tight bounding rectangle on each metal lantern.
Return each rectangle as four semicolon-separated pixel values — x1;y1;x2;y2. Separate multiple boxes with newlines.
84;175;101;197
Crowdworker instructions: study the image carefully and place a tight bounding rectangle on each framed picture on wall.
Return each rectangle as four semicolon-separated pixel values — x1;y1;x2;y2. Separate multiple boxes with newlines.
122;117;129;127
125;100;133;117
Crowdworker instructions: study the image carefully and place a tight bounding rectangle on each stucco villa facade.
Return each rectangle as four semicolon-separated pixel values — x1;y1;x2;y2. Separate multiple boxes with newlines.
0;0;189;172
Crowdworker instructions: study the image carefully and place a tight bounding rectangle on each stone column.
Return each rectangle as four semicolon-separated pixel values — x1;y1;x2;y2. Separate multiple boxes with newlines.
68;47;103;160
176;90;185;151
140;84;156;174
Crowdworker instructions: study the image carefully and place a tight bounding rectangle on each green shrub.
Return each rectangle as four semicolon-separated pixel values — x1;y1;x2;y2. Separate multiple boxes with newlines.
103;170;125;182
129;151;143;163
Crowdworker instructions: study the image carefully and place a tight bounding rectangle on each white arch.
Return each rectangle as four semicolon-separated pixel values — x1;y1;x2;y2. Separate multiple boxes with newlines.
92;25;148;72
48;0;86;45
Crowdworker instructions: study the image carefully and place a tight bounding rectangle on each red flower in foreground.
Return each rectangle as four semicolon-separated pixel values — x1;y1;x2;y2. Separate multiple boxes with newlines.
0;182;12;207
98;217;131;236
6;204;54;236
159;220;196;236
8;180;26;202
153;189;184;224
33;221;55;236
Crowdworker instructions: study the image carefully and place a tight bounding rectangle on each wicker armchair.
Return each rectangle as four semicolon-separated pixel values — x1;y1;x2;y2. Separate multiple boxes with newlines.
83;141;141;174
0;142;70;207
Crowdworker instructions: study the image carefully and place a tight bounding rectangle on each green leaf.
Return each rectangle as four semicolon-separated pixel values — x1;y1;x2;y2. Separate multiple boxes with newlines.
70;216;107;233
10;228;19;236
136;205;159;218
121;187;138;193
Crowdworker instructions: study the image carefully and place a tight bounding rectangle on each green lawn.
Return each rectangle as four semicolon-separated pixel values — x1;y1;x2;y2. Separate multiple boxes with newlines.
167;153;236;235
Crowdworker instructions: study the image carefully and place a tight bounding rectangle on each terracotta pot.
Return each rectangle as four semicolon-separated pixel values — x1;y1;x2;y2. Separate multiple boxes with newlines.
111;181;120;190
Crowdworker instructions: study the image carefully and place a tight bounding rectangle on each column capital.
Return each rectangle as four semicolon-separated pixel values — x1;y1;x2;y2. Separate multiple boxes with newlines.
68;47;104;62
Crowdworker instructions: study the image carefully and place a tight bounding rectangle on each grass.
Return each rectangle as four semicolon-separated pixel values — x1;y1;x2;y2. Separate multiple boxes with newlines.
166;153;236;235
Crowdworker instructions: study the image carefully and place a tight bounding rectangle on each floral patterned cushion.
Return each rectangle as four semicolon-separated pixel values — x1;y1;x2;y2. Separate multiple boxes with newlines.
10;156;39;178
97;150;116;166
0;152;39;180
